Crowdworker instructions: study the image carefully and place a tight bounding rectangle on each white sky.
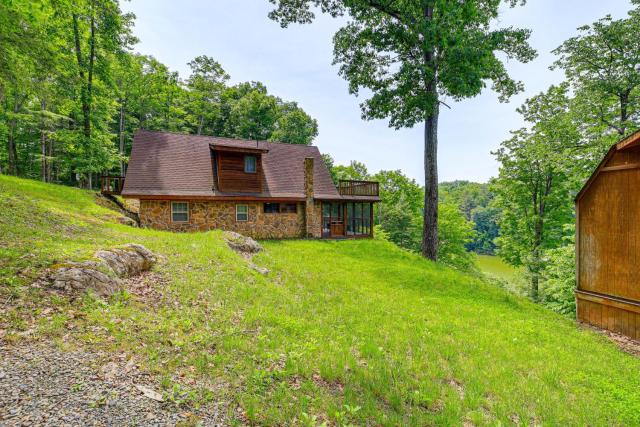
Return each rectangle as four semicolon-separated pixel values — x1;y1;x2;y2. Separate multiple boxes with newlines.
121;0;634;184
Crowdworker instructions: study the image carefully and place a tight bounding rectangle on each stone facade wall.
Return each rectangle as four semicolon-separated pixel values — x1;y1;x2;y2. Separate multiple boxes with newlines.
139;200;317;239
304;157;317;238
309;202;322;238
123;198;140;214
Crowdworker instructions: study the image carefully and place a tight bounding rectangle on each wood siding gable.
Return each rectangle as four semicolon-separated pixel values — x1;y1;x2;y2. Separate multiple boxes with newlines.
214;150;263;193
576;129;640;339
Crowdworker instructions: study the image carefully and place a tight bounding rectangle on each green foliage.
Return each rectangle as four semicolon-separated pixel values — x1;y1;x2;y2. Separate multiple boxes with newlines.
376;198;422;252
321;153;337;184
333;160;369;182
270;0;536;127
269;105;319;145
0;0;318;184
358;168;476;271
492;85;579;300
552;4;640;142
541;227;577;316
184;55;229;135
492;3;640;310
268;0;536;259
439;181;499;254
5;175;640;426
437;203;477;271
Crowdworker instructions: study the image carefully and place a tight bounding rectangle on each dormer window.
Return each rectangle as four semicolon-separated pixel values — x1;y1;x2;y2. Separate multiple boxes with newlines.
244;155;257;173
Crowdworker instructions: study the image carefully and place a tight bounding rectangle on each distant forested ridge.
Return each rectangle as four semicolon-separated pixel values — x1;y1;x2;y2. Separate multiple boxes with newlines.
0;0;318;187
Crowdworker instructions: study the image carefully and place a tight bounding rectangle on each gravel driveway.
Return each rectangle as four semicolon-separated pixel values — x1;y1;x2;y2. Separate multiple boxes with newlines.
0;341;226;426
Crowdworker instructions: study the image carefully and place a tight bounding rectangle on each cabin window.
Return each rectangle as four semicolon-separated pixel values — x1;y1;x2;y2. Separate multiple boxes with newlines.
171;202;189;222
236;204;249;221
281;203;297;214
263;202;297;214
264;203;280;214
244;155;257;173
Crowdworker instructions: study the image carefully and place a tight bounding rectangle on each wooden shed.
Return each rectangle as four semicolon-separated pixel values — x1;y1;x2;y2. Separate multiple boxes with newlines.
575;130;640;339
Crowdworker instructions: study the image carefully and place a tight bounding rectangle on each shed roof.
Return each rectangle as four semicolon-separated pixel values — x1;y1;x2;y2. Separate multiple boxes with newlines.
575;129;640;203
122;130;362;201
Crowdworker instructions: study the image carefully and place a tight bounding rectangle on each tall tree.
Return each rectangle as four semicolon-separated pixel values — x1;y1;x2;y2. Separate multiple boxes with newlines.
269;103;318;144
185;56;229;136
0;0;53;175
333;160;369;181
552;4;640;144
492;86;579;300
268;0;536;260
57;0;135;186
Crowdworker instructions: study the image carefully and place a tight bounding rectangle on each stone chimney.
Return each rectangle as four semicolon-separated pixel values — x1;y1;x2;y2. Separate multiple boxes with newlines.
304;157;316;237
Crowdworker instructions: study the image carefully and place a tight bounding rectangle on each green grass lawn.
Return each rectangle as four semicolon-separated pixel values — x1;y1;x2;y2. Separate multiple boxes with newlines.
2;175;640;426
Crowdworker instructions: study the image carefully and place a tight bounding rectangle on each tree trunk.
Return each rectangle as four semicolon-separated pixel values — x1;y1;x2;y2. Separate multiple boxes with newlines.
7;118;18;176
47;136;54;183
72;11;94;139
119;101;125;175
530;270;539;302
422;102;439;260
530;208;544;301
619;89;630;136
41;130;47;181
6;97;21;176
197;115;204;135
40;99;47;182
420;4;439;261
529;238;541;301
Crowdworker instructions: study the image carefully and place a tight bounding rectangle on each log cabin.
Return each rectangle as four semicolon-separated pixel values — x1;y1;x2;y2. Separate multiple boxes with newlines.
575;129;640;339
101;130;380;239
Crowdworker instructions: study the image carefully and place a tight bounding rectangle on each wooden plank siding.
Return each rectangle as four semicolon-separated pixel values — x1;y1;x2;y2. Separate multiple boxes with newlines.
576;291;640;339
216;152;263;193
576;141;640;340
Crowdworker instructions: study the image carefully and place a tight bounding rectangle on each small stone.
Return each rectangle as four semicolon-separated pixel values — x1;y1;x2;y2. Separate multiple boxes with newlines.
135;385;163;402
249;263;269;276
116;216;137;227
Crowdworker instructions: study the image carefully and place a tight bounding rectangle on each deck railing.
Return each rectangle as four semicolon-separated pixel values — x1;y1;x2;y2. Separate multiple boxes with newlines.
337;180;379;197
100;176;125;195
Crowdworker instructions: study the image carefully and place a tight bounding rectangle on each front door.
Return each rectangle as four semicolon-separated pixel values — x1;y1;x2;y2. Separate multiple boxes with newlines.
330;221;345;237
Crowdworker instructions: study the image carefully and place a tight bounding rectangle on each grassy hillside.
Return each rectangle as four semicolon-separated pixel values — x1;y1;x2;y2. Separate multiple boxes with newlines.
2;175;640;426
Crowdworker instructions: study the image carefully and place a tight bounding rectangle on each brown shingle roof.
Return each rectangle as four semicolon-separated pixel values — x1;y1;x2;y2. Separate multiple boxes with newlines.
122;130;347;200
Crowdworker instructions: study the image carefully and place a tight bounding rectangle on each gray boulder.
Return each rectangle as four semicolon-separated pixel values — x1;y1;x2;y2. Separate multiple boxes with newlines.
95;244;156;277
43;244;156;297
223;231;262;254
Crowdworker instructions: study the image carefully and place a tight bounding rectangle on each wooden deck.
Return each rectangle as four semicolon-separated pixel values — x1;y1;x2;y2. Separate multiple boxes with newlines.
100;176;125;195
338;180;379;197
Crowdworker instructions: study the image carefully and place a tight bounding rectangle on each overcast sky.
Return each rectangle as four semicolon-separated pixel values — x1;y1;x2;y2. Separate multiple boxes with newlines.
122;0;633;184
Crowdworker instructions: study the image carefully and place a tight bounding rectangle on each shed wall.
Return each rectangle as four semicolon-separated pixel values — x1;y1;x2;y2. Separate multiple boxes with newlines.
577;145;640;337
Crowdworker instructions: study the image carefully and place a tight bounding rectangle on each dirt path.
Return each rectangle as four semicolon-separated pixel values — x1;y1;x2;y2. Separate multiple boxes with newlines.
0;341;226;426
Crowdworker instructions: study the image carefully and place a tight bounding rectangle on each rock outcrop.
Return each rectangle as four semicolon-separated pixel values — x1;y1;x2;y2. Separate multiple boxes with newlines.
223;231;263;254
223;231;269;275
43;244;156;297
